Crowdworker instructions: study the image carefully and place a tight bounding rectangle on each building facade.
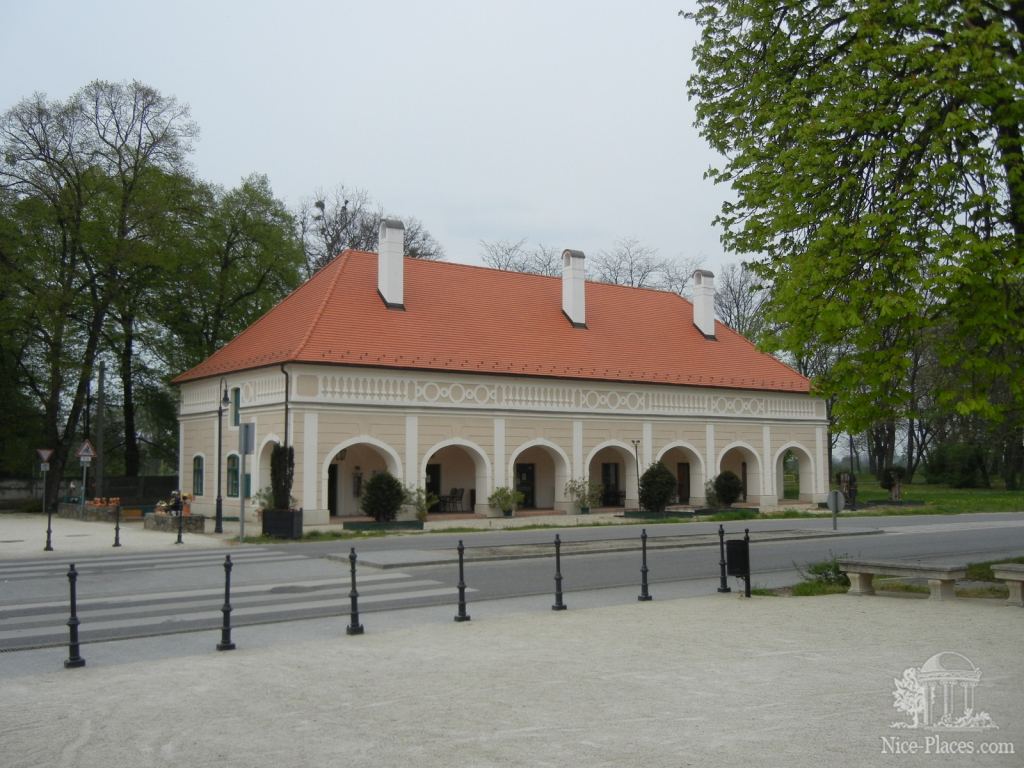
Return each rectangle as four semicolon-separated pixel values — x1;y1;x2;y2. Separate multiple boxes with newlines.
175;221;828;525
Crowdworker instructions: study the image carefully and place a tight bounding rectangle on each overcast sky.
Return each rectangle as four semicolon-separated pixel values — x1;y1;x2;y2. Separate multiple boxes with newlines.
2;1;734;272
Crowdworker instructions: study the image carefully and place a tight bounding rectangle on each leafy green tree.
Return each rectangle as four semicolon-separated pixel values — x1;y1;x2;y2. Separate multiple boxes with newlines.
686;1;1024;433
639;462;677;514
153;174;304;374
1;81;195;498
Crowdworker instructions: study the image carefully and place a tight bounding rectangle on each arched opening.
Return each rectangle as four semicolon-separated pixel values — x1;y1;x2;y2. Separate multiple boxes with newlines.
586;442;639;509
509;441;571;513
718;444;761;505
421;441;490;515
775;444;815;503
656;444;704;506
255;438;278;502
325;441;401;518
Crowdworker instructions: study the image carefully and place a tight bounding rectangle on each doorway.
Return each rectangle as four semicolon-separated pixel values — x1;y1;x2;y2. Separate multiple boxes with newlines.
425;463;442;513
328;464;338;516
676;462;690;504
515;463;536;508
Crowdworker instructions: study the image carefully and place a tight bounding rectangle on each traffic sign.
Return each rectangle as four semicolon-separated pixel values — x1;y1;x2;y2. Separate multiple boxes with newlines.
76;440;97;460
37;448;54;462
40;462;50;472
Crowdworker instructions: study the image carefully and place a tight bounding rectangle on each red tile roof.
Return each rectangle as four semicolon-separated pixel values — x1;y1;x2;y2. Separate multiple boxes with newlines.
173;250;810;393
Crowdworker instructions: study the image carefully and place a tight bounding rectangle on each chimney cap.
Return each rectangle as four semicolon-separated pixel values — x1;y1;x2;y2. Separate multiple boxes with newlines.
693;268;715;279
380;218;405;231
562;249;585;260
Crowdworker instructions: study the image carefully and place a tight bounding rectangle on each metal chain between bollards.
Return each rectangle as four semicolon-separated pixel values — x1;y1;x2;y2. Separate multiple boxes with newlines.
454;540;471;622
64;563;85;669
717;524;731;593
217;555;236;651
552;534;567;611
346;547;364;635
638;528;652;601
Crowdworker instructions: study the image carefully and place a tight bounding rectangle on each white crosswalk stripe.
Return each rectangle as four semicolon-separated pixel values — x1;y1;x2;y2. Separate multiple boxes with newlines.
0;549;309;580
0;570;470;650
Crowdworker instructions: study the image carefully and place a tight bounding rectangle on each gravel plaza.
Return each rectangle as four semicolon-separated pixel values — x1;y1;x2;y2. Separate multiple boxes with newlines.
2;577;1021;768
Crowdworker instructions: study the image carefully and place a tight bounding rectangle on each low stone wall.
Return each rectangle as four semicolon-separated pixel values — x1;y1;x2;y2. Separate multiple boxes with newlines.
144;514;206;534
57;502;119;523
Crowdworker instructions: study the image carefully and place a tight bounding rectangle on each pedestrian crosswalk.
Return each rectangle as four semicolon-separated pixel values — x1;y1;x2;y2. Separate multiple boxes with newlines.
0;547;310;582
0;556;468;651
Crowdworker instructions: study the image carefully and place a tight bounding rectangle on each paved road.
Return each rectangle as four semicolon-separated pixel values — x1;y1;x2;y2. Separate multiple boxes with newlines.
1;513;1022;652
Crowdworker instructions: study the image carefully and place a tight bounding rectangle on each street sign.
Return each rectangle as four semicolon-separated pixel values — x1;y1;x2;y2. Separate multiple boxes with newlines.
80;457;92;465
239;423;255;455
76;440;97;460
40;462;50;472
826;490;845;514
37;448;54;462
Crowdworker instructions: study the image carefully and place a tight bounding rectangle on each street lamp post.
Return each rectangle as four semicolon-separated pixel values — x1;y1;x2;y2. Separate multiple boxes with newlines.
631;439;641;510
215;381;229;534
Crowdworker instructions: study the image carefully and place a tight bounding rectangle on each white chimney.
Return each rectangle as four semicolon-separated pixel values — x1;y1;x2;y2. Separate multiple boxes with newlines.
377;218;405;309
561;249;586;328
692;269;716;339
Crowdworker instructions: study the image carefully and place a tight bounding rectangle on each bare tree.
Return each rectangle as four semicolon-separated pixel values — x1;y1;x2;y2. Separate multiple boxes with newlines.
591;237;665;288
659;255;704;296
480;239;559;275
297;187;444;275
713;262;767;340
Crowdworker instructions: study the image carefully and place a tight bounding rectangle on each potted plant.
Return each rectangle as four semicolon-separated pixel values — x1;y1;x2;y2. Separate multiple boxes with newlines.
404;485;439;523
564;478;602;514
488;486;524;518
639;462;676;515
261;444;302;539
360;471;406;523
712;470;743;508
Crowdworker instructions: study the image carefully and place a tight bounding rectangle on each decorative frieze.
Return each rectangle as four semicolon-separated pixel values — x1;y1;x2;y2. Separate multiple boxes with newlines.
180;366;824;422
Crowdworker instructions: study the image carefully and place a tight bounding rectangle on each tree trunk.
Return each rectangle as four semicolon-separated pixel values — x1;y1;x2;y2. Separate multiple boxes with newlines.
120;313;140;477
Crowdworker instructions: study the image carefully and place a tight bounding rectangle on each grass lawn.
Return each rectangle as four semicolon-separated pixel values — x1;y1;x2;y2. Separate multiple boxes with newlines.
848;478;1023;515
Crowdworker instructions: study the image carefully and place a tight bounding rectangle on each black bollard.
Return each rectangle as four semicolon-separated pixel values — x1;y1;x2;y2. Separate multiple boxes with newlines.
638;528;652;601
64;563;85;668
175;507;184;545
346;547;364;635
552;534;567;611
454;540;471;622
113;505;121;548
44;507;54;552
743;528;752;598
717;524;731;593
217;555;236;651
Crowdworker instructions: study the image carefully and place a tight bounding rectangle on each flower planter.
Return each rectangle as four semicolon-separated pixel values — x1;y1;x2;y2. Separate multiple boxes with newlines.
262;508;304;539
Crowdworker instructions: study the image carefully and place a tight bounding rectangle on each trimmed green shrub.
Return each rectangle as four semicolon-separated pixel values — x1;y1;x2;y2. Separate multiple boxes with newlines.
270;444;294;510
713;471;743;507
923;443;988;488
360;472;405;523
639;462;676;514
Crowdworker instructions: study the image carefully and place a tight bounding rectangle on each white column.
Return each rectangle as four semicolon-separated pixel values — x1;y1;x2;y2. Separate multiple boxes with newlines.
642;422;652;469
494;418;506;488
705;423;716;478
303;412;318;511
405;415;418;486
762;425;773;500
178;421;185;485
572;420;583;480
815;426;827;497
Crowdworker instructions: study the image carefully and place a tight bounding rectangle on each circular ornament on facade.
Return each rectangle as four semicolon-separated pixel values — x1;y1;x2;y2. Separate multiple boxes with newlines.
422;382;441;402
242;383;253;402
625;392;642;410
473;385;490;403
606;392;621;409
448;383;466;403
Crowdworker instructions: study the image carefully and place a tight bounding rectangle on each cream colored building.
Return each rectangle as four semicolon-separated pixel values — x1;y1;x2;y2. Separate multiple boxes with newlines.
175;221;828;525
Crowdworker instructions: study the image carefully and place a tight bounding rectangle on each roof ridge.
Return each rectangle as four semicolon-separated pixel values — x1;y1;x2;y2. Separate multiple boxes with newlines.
295;251;350;359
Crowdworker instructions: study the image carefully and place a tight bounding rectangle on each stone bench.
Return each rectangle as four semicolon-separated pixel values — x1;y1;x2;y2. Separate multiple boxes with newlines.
991;563;1024;607
837;559;966;601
